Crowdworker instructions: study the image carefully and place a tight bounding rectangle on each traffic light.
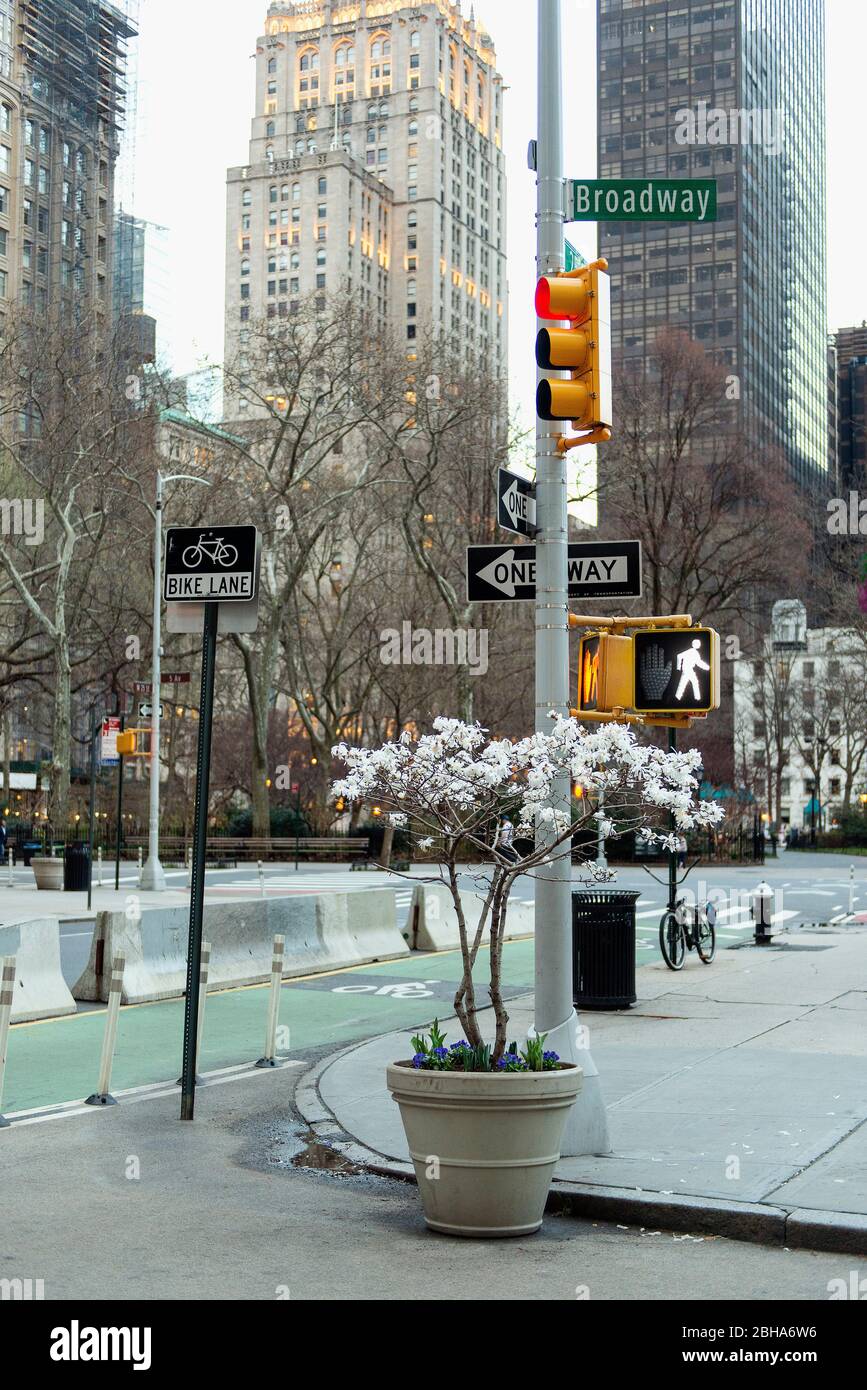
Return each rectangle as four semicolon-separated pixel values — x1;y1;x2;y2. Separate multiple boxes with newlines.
576;633;633;714
116;731;136;756
536;258;612;434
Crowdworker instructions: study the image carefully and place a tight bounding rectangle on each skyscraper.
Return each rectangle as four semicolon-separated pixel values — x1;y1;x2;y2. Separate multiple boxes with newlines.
831;324;867;491
0;0;135;322
224;0;508;418
597;0;827;491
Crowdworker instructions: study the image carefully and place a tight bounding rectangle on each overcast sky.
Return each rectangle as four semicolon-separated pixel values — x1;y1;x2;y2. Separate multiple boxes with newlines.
129;0;867;412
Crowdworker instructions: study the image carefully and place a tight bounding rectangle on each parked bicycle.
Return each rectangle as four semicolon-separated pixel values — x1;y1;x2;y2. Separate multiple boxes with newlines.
642;856;717;971
658;895;716;970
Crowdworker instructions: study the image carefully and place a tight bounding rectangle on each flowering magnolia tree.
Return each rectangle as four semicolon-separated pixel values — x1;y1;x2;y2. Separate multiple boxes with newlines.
332;716;724;1065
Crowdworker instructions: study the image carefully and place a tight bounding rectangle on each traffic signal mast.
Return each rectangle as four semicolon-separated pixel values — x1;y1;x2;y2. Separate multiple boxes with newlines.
536;258;613;450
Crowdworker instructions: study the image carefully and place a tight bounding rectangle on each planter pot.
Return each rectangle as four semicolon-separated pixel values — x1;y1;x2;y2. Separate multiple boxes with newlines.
386;1060;582;1238
31;857;64;891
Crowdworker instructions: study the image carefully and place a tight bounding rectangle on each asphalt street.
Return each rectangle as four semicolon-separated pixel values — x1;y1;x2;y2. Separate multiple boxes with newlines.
2;1067;860;1302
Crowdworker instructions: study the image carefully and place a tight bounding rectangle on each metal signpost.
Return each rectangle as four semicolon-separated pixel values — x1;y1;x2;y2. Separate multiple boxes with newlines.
467;539;642;603
166;523;260;1122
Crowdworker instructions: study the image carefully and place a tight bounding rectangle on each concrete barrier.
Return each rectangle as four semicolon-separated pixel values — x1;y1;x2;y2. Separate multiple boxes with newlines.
408;883;534;952
0;918;77;1023
73;890;409;1005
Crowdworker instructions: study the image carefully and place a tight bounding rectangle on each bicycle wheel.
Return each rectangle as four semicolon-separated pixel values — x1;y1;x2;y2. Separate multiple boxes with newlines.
181;545;202;568
218;544;238;567
659;911;686;970
696;907;716;963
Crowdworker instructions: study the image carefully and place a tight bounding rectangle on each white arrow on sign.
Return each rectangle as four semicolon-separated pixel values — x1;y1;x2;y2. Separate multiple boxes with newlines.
476;549;536;597
502;479;537;529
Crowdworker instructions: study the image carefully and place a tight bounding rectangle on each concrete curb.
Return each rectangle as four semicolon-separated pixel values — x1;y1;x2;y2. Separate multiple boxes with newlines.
294;1036;867;1257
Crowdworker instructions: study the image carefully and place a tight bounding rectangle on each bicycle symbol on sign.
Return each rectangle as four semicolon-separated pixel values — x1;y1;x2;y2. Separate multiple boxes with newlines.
181;535;239;569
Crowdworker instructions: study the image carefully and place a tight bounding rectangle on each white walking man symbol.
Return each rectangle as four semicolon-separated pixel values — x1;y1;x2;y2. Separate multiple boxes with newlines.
675;639;710;702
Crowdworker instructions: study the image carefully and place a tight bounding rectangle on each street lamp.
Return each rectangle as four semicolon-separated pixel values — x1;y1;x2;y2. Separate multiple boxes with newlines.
140;469;212;892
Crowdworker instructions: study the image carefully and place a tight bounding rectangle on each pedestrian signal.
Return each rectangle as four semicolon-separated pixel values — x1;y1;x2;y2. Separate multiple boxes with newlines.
633;628;719;714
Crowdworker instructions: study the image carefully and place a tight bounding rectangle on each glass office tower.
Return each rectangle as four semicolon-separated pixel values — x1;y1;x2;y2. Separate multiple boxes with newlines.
597;0;826;491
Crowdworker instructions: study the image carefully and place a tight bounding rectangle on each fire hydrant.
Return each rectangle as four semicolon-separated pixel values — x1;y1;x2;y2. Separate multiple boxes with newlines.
751;881;774;945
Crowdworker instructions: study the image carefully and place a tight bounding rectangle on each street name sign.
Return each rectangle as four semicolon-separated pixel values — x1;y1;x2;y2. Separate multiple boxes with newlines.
133;681;153;696
497;469;537;538
164;526;259;603
567;179;717;224
564;239;586;271
162;672;191;686
467;540;642;602
633;627;720;714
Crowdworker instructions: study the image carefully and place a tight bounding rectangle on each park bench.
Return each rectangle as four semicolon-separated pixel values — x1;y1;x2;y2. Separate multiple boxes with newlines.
124;835;370;864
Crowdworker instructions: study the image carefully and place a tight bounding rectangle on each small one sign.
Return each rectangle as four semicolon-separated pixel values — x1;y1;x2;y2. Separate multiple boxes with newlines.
467;540;642;602
633;628;720;714
139;702;165;720
567;178;717;224
164;526;259;603
497;469;536;538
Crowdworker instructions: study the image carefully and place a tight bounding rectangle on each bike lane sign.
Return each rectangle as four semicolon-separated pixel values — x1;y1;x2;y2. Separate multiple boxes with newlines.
163;525;259;602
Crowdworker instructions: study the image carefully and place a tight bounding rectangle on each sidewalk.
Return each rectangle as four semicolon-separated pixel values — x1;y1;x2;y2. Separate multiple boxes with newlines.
297;921;867;1254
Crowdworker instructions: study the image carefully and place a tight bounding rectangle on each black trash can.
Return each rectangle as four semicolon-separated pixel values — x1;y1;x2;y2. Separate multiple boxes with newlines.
20;841;42;867
63;841;91;892
572;889;640;1010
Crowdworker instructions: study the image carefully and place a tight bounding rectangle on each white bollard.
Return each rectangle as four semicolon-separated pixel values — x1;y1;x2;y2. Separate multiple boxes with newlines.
256;935;285;1069
6;850;13;887
258;859;266;897
186;845;193;889
97;845;104;888
849;864;855;916
137;845;143;886
196;941;211;1074
85;954;125;1106
0;956;15;1126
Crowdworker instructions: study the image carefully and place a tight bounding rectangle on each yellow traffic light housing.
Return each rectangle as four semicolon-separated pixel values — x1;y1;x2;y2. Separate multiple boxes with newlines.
577;632;633;714
116;731;136;756
536;259;612;435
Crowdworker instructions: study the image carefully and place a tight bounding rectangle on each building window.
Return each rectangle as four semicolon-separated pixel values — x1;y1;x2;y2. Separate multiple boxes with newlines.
242;188;252;206
0;229;6;257
0;105;9;134
268;58;277;73
241;258;250;276
266;120;276;137
318;176;327;196
0;146;10;176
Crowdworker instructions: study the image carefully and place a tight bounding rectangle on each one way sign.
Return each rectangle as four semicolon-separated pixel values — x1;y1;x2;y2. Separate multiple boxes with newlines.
497;468;537;537
467;540;642;602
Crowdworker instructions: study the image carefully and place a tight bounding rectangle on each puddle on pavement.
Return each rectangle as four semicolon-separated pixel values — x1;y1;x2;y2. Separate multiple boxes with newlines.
292;1131;364;1175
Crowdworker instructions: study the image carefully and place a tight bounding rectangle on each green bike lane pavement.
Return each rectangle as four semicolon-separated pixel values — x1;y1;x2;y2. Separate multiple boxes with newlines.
3;935;663;1116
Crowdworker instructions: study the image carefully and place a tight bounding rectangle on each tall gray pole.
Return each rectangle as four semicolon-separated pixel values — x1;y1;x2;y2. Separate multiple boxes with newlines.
534;0;610;1156
141;472;166;891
